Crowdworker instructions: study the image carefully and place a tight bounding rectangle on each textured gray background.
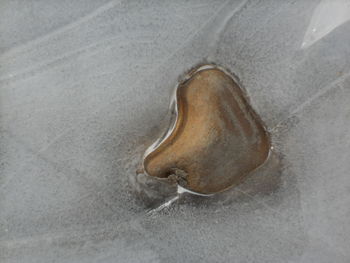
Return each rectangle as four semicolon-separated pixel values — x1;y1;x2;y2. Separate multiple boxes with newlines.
1;0;350;262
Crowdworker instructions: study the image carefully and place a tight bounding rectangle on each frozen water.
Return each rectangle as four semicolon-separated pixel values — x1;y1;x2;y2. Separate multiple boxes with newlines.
1;0;350;262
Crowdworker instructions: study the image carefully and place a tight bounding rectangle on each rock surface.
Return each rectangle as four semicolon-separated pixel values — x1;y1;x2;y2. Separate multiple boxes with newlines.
144;66;270;194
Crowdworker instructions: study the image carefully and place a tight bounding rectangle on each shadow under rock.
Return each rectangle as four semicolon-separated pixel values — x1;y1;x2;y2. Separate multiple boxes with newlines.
130;149;284;211
177;151;283;208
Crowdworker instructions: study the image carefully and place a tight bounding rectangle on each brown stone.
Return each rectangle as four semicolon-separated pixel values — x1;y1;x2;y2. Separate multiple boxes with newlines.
143;65;271;194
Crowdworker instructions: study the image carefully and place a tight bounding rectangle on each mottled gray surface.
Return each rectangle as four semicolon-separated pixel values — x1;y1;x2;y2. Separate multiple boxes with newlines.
1;0;350;262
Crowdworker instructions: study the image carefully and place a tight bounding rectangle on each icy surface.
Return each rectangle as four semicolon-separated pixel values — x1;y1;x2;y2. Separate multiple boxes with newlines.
1;0;350;262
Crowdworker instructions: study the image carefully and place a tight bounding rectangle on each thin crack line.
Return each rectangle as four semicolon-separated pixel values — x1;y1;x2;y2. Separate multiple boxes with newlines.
0;0;120;58
270;70;350;132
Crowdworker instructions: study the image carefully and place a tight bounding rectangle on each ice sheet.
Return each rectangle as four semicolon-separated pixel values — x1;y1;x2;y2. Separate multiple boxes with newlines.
1;0;350;262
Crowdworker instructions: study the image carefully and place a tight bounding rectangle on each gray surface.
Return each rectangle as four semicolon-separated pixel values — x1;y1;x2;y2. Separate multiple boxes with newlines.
1;0;350;262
